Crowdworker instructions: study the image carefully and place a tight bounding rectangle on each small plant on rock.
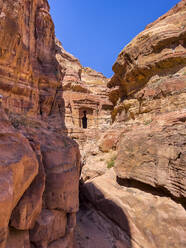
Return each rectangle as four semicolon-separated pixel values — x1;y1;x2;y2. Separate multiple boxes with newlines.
144;119;152;125
107;155;117;169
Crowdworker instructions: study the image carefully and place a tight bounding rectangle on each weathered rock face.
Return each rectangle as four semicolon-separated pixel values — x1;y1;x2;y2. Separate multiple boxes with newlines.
0;108;38;248
115;111;186;201
108;0;186;101
0;0;61;118
81;169;186;248
0;1;80;247
108;0;186;206
6;228;30;248
55;41;114;189
56;40;113;147
30;209;67;247
79;1;186;248
1;0;186;247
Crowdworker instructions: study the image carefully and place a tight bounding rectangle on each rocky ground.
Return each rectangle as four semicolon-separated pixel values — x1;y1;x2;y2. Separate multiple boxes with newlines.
0;1;80;247
75;1;186;247
0;0;185;248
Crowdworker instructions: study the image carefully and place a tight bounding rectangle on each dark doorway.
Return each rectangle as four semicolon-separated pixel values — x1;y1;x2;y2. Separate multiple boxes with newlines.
82;111;87;129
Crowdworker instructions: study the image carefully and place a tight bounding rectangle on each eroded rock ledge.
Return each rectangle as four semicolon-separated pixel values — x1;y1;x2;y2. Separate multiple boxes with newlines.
0;0;186;248
0;1;80;247
79;1;186;247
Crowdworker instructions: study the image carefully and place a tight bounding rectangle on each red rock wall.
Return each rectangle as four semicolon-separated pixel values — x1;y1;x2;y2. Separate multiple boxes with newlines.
0;0;185;247
108;0;186;201
79;1;186;247
0;0;61;117
0;1;80;248
56;39;113;148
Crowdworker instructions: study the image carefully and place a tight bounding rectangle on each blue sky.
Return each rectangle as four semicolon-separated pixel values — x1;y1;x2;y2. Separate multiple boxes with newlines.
48;0;179;78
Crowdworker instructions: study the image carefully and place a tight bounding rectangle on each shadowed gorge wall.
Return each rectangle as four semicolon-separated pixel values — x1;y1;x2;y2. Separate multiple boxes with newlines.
0;0;185;248
0;1;80;247
78;1;186;247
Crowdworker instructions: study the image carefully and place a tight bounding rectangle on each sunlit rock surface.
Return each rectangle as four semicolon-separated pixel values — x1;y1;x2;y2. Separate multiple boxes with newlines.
0;0;80;247
55;39;113;143
79;1;186;247
0;0;186;247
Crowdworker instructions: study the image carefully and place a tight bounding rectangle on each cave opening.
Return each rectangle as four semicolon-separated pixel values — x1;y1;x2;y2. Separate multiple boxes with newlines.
82;110;87;129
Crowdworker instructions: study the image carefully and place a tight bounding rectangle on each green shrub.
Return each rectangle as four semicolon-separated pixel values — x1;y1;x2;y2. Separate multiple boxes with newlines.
144;119;152;125
107;155;117;169
107;159;115;169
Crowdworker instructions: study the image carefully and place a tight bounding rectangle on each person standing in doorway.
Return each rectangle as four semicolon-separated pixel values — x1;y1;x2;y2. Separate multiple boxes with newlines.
82;110;87;129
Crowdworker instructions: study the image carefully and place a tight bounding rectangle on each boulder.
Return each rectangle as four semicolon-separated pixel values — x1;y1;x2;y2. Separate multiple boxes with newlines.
0;108;38;247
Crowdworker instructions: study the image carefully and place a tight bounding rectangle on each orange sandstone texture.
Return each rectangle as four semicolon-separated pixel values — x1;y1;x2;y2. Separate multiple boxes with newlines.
0;0;80;248
55;39;113;144
79;1;186;247
56;40;114;184
0;108;38;248
0;0;186;247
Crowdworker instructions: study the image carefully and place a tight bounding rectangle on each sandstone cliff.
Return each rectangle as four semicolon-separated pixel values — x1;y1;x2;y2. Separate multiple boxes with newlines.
0;0;186;247
0;1;80;247
55;39;113;167
79;1;186;247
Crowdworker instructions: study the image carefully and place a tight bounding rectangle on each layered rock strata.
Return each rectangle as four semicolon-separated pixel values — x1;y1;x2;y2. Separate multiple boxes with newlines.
0;0;186;247
55;40;114;182
55;39;113;148
0;1;80;247
79;1;186;247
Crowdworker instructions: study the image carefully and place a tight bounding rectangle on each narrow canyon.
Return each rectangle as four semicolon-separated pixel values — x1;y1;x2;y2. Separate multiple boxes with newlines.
0;0;185;247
